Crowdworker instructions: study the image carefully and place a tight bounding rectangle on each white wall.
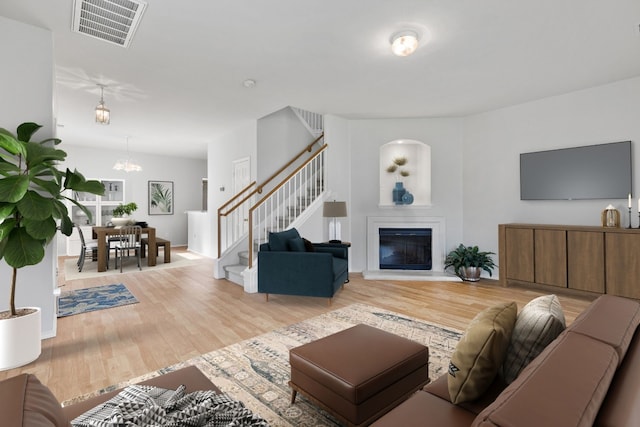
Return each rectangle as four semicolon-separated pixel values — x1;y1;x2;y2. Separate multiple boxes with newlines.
207;121;258;257
62;145;207;249
0;18;53;132
0;17;57;337
344;117;465;272
324;115;351;244
257;107;318;184
462;76;640;272
205;76;640;283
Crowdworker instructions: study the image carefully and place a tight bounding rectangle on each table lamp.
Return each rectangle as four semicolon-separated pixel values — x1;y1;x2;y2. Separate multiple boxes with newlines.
323;201;347;243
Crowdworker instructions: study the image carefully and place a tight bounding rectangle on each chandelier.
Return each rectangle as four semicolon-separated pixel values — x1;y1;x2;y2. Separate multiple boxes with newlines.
113;136;142;172
95;84;110;124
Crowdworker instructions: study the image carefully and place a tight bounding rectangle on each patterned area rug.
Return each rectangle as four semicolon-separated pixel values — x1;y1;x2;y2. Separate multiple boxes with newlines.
63;303;462;426
58;283;138;318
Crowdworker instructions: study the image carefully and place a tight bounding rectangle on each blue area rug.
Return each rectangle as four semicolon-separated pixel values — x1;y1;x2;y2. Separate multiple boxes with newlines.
58;283;138;318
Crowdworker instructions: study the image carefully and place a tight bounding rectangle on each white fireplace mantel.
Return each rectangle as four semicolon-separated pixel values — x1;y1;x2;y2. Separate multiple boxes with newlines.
364;216;460;281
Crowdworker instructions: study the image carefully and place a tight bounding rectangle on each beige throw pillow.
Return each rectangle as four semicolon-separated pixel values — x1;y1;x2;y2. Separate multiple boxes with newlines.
501;294;566;384
448;301;517;404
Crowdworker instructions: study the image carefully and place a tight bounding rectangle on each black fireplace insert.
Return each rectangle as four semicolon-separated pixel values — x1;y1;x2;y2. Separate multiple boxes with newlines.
379;228;432;270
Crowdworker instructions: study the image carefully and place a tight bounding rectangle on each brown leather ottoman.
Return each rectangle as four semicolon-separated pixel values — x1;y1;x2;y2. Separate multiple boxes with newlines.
289;323;429;426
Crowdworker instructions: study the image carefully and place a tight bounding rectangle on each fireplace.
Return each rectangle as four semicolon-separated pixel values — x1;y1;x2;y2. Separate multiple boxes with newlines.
366;216;458;281
379;228;432;270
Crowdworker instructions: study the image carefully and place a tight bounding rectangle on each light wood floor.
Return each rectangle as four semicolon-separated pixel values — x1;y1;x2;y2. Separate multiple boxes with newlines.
0;247;596;403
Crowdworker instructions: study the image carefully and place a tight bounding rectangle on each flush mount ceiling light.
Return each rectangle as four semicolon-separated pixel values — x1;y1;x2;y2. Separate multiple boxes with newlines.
390;30;419;57
95;84;110;125
113;136;142;172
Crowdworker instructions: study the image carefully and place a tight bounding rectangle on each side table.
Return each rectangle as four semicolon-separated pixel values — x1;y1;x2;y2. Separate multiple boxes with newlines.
321;241;351;248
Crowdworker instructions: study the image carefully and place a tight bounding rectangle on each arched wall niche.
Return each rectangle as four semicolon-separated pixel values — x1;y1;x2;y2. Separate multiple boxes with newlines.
379;139;431;206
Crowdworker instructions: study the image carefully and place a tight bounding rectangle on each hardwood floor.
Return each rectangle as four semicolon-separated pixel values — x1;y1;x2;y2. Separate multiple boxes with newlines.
0;247;595;403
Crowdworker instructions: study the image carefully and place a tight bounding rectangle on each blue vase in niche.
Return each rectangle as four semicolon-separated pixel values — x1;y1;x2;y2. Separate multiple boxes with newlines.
402;191;414;205
393;182;406;204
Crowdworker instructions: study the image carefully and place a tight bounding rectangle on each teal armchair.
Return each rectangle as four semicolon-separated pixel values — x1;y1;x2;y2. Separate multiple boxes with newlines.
258;228;348;304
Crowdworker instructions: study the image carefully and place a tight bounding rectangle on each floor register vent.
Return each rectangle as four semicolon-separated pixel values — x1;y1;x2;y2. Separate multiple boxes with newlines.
72;0;147;48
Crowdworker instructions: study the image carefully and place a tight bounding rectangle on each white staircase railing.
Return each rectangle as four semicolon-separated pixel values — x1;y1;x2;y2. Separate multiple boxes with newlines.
248;145;327;267
217;134;325;259
291;107;324;137
217;181;257;257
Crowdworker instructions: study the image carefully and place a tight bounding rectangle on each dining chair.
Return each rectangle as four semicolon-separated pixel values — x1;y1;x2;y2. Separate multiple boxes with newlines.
76;224;97;272
105;234;120;270
114;225;142;273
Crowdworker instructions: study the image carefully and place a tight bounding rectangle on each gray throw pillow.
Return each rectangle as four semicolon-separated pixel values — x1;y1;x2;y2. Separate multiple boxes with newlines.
501;294;566;384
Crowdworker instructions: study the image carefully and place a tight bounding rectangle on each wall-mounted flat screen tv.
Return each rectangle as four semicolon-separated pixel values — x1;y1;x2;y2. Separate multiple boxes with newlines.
520;141;632;200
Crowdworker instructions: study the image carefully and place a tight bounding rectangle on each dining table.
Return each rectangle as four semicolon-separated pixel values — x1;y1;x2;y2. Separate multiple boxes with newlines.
92;226;156;272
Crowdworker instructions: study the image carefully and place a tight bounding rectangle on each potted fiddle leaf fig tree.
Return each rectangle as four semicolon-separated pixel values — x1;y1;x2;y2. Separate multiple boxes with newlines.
444;244;497;282
0;122;104;369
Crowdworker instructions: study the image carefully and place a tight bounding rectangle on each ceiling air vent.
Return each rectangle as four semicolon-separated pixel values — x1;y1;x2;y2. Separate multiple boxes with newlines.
72;0;147;48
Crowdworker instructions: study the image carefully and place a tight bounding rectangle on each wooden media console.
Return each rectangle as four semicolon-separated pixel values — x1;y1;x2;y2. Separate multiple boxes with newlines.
499;223;640;299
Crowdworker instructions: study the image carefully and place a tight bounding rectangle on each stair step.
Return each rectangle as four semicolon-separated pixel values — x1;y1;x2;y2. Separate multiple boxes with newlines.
223;264;245;286
297;196;313;205
287;206;305;216
224;264;246;273
238;251;249;266
307;187;323;196
277;217;292;228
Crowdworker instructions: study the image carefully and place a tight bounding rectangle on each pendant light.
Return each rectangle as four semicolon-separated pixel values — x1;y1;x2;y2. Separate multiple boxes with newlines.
95;84;110;124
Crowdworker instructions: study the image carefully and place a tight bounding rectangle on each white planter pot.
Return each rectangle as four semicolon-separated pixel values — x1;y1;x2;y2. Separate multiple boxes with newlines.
0;307;41;370
111;216;133;227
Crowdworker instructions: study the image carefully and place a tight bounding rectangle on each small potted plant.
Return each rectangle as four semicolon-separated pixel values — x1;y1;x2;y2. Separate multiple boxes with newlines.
444;244;497;282
111;202;138;226
0;122;104;369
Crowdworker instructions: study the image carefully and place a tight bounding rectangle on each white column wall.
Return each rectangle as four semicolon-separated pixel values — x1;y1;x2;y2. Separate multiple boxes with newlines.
0;16;56;338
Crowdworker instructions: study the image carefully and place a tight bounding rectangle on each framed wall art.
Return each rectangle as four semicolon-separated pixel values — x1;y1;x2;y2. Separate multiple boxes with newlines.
148;180;174;215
